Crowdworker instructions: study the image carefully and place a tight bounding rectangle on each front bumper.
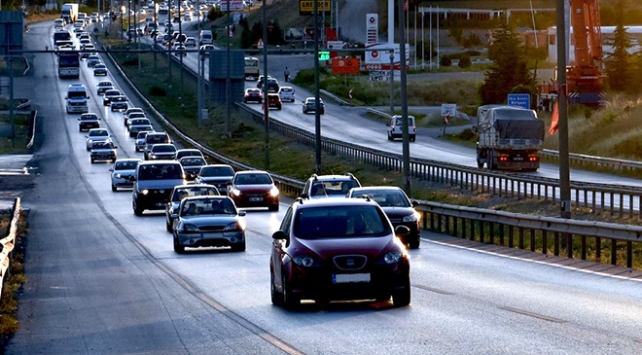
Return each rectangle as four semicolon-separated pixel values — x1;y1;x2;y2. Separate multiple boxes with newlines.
176;230;245;248
231;193;279;208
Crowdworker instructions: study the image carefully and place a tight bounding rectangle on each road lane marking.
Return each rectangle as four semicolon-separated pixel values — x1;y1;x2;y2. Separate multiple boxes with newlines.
499;306;567;323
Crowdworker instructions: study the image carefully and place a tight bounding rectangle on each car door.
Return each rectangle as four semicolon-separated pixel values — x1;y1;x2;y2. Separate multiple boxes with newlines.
272;206;293;291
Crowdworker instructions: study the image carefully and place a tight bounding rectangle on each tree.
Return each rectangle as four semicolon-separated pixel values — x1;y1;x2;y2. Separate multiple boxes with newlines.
604;0;633;93
480;24;534;105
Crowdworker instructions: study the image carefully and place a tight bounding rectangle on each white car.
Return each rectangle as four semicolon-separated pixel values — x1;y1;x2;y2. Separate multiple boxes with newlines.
278;86;295;102
85;128;111;151
184;37;197;48
110;158;141;191
386;115;416;142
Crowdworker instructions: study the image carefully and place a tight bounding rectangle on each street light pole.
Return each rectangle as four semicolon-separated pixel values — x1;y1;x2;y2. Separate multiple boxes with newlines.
263;0;270;168
313;0;322;172
397;0;411;195
225;0;231;137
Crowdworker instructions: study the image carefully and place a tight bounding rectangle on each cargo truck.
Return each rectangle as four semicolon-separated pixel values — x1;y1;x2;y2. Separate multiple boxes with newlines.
476;105;545;172
61;3;78;24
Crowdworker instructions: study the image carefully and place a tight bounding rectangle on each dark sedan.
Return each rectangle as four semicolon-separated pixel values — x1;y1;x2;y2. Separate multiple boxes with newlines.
196;164;235;194
165;184;220;231
347;186;421;249
227;170;279;211
179;156;207;180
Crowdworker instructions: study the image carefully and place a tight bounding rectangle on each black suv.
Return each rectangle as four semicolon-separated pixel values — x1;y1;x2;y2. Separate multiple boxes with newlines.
128;161;187;215
300;173;361;199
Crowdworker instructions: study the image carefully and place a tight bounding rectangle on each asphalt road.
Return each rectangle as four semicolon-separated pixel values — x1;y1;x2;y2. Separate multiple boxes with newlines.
4;19;642;355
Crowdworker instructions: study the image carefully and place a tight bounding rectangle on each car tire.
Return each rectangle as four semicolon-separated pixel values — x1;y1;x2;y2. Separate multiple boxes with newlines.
269;204;279;212
231;241;246;252
133;201;144;216
270;270;284;305
111;184;117;192
166;218;172;232
277;106;281;110
173;235;185;253
392;278;411;307
408;237;420;249
90;158;95;163
282;274;299;309
410;136;416;142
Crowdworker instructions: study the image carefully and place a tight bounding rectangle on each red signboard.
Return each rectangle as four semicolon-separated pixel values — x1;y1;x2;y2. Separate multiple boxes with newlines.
332;58;361;74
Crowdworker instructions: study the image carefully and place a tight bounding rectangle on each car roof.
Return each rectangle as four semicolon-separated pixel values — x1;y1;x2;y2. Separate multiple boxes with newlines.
309;173;358;182
293;196;379;209
236;170;269;175
350;186;403;192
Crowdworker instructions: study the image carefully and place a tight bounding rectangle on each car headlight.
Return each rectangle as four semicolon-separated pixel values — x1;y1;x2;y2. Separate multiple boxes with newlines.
292;255;321;268
231;188;241;196
140;189;149;195
382;251;402;264
269;187;280;197
181;223;199;232
224;221;243;231
402;212;420;223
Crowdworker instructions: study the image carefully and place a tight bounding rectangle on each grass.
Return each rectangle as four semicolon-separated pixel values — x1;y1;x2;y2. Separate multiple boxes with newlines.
0;114;31;155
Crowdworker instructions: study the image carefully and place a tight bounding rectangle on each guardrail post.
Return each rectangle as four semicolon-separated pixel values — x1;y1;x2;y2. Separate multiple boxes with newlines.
498;224;504;246
566;233;573;259
611;239;617;266
581;235;587;260
518;227;524;249
595;237;601;262
470;219;475;241
542;231;548;255
479;220;484;243
489;222;494;244
627;241;633;268
508;225;514;248
437;213;442;233
453;216;458;237
554;232;560;256
530;229;536;252
619;194;624;216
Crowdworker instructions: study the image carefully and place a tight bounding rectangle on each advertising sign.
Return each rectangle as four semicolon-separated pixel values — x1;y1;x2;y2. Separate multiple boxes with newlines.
364;43;410;70
507;93;531;109
366;13;378;46
299;0;331;15
219;0;245;12
332;57;361;74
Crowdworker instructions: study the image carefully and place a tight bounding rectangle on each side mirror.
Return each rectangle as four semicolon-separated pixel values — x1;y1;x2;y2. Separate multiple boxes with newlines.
395;225;410;237
411;200;419;207
238;210;246;217
273;180;280;186
272;230;288;240
300;193;310;199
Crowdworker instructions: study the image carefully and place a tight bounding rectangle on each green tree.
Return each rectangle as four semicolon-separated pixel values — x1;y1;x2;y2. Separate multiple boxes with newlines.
604;1;633;93
480;24;534;105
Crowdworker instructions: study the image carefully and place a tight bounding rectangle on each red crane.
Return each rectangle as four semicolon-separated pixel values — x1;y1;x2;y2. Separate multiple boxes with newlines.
567;0;604;106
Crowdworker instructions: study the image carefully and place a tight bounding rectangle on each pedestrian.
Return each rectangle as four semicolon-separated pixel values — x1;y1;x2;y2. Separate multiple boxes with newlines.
284;66;290;82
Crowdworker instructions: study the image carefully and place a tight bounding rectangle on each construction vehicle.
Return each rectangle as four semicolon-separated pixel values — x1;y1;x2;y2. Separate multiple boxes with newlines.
476;105;545;172
540;0;604;107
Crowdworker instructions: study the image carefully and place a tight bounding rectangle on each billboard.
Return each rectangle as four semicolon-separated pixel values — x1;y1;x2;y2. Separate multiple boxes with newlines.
364;43;410;70
220;0;245;12
332;57;360;74
299;0;331;15
366;13;378;46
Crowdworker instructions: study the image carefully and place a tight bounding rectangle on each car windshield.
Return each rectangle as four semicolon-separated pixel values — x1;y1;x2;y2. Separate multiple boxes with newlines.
89;130;108;137
81;114;97;120
180;198;236;216
147;135;169;144
138;164;182;180
351;189;411;207
115;160;139;170
310;180;360;197
154;145;176;153
201;166;234;177
293;205;390;239
235;173;272;185
171;186;219;202
181;158;204;166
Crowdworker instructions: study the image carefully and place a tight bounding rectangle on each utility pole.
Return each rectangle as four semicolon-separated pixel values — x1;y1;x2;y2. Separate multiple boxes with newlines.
314;0;321;172
225;0;231;137
557;0;571;219
263;0;270;168
398;0;411;195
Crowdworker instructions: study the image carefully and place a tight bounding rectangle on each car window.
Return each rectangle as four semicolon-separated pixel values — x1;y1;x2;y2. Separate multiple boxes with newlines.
351;189;410;207
201;166;234;177
116;161;138;170
236;173;271;185
279;206;294;235
293;206;390;239
172;186;219;201
316;181;360;196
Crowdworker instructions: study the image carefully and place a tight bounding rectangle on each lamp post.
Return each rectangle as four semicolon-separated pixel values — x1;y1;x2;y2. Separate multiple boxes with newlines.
154;2;158;71
128;0;131;41
263;0;269;168
178;1;183;98
121;5;126;42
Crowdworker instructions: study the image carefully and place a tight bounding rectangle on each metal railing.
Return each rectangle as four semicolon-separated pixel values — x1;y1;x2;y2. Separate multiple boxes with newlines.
0;198;21;300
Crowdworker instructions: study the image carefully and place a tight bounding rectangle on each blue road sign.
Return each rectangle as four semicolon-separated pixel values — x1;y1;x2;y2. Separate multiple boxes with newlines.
507;93;531;110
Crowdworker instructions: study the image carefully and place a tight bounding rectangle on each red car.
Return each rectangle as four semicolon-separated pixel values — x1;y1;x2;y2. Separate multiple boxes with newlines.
227;170;280;211
270;197;411;308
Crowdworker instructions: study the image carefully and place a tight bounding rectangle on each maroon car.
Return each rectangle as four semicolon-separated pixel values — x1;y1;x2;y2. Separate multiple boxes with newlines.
227;170;280;211
270;198;411;309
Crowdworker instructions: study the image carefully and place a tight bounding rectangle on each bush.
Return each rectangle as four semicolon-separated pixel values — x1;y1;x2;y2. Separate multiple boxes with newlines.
149;85;167;97
440;56;452;67
458;56;472;68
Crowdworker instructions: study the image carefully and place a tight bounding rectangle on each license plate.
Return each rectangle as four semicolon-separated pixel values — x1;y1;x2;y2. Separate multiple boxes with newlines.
332;273;371;283
249;197;263;202
514;157;523;161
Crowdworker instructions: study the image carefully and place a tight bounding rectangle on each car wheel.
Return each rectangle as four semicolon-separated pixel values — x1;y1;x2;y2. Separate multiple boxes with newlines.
277;106;281;110
392;278;411;307
408;237;420;249
90;158;95;163
111;184;117;192
231;241;246;252
133;201;144;216
410;136;416;142
387;132;392;141
166;218;172;232
269;204;279;212
282;273;299;309
270;270;283;305
173;235;185;253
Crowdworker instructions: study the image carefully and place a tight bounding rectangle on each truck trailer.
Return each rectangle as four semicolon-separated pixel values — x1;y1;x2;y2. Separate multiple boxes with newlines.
61;3;78;24
476;105;545;172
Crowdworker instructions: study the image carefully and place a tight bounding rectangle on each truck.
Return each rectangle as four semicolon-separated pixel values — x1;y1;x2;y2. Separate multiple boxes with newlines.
475;105;545;172
57;50;80;78
61;3;78;24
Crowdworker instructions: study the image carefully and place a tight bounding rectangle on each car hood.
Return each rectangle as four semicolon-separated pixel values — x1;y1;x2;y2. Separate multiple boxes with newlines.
136;179;186;190
179;215;240;227
293;236;396;259
113;168;136;177
199;176;233;184
381;206;416;218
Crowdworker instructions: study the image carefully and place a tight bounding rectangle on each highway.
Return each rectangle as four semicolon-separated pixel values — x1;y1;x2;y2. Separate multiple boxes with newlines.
4;20;642;355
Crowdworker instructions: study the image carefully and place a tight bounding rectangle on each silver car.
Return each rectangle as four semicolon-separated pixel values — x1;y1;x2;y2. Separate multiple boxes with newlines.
172;196;246;253
135;131;154;152
165;184;220;231
110;158;141;191
85;128;111;151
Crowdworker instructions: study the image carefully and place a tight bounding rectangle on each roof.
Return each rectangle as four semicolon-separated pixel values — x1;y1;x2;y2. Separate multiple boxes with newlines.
294;196;377;209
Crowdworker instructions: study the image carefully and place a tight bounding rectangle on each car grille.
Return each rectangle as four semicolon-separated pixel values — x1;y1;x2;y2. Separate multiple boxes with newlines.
388;217;402;224
199;225;225;232
333;255;367;271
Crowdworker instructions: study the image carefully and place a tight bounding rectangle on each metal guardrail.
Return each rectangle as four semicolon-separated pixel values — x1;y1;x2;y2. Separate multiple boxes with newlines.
540;149;642;172
0;198;21;300
26;110;36;151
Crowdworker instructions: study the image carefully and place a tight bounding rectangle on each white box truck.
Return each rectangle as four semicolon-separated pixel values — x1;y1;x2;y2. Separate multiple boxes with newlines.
61;3;79;24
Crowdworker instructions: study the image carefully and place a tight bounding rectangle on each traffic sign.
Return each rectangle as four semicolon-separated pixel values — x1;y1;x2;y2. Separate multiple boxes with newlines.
507;93;531;110
441;103;457;116
319;51;330;60
369;70;390;82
